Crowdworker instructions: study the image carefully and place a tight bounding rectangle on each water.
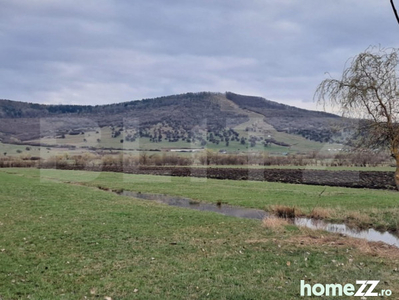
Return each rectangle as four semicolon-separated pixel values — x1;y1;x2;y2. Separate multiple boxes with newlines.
118;190;399;248
295;218;399;247
120;190;267;220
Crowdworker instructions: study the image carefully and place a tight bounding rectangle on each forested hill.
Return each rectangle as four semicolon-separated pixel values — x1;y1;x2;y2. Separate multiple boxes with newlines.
0;92;345;144
0;92;337;119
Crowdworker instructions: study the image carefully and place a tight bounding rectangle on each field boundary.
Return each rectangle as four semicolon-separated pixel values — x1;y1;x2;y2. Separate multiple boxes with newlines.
31;165;397;190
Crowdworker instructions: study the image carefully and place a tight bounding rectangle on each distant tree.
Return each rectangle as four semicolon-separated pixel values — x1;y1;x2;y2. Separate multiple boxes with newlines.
139;152;148;165
315;46;399;190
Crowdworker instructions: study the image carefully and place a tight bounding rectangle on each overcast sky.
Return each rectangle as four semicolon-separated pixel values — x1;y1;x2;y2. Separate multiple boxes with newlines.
0;0;398;110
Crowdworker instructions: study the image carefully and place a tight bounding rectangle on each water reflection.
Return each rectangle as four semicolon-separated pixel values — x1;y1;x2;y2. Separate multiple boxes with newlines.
295;218;399;247
120;190;267;220
118;190;399;248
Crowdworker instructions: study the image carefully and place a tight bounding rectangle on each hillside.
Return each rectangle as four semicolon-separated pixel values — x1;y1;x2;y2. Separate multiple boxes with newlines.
0;92;348;153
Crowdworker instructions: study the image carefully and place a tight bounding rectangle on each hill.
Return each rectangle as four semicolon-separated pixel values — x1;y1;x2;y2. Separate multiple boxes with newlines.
0;92;348;153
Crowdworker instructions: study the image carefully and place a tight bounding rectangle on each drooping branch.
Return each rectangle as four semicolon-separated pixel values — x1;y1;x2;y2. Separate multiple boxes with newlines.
391;0;399;25
315;46;399;189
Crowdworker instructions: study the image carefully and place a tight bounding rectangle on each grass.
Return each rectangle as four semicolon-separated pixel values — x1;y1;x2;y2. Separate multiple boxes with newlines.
267;205;302;219
262;217;289;231
6;167;398;231
25;123;346;155
0;169;399;299
232;111;339;153
31;128;291;154
309;207;333;219
0;141;114;159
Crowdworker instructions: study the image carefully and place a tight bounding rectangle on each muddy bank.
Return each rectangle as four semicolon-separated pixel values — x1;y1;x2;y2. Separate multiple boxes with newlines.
38;164;397;190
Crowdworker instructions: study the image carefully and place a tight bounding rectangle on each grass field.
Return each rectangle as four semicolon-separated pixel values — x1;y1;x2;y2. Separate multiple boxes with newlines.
29;129;293;154
8;168;399;231
1;141;395;174
26;124;346;155
0;142;106;159
1;168;399;299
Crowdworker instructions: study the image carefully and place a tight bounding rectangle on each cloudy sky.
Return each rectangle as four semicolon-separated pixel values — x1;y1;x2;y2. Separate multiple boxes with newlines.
0;0;398;110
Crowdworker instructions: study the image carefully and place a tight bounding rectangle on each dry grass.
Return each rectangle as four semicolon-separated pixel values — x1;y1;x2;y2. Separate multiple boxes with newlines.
286;230;399;260
268;205;302;218
248;226;399;260
262;217;289;231
0;157;38;168
343;211;372;229
345;211;371;223
309;207;333;219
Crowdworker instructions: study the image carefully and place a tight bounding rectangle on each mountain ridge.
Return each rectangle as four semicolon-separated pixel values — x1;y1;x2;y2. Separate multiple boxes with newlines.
0;91;338;118
0;92;347;151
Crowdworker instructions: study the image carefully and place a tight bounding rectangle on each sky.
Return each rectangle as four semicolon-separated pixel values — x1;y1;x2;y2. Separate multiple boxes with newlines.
0;0;398;111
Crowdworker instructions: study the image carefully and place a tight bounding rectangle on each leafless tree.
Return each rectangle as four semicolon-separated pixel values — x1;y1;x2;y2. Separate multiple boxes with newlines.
315;46;399;190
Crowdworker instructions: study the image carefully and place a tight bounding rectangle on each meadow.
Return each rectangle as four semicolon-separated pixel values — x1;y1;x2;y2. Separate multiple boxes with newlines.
8;168;399;231
0;168;398;299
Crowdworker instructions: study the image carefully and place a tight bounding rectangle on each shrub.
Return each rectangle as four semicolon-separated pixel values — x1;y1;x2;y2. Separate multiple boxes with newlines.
268;205;302;218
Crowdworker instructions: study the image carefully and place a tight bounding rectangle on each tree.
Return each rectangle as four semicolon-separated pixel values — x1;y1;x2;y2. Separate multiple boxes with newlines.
315;46;399;190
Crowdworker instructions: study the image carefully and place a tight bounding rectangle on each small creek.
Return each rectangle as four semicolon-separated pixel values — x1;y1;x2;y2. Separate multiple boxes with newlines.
119;190;399;248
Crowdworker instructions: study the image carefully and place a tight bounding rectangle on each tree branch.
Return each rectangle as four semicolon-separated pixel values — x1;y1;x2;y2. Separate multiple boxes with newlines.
391;0;399;25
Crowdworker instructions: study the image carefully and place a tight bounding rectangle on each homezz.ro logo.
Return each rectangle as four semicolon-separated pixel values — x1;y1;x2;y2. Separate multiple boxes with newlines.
300;280;392;297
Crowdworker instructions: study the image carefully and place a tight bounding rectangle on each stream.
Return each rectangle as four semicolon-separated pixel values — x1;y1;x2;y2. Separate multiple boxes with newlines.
118;190;399;248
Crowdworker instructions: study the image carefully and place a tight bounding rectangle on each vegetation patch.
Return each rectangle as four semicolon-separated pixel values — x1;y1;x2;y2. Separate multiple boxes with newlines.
0;169;399;299
267;205;303;219
309;207;333;219
262;217;289;232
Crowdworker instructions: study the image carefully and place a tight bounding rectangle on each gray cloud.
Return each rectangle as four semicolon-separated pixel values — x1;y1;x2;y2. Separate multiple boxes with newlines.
0;0;398;110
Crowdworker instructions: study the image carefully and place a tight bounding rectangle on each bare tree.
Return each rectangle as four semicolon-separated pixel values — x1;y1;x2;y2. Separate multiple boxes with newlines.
315;46;399;190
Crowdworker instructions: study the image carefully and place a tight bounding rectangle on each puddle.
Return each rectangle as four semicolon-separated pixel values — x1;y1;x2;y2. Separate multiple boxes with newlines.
295;218;399;247
118;190;399;248
120;190;267;220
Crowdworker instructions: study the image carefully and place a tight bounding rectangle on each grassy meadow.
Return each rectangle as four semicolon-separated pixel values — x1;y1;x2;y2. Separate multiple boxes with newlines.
9;168;399;231
25;124;346;154
1;168;399;299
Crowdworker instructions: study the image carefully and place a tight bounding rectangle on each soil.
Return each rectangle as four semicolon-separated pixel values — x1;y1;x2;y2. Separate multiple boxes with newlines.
39;164;397;190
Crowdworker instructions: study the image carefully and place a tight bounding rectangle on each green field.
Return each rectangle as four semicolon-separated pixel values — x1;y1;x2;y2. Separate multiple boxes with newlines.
0;168;398;299
1;141;395;175
26;124;346;155
7;168;399;231
0;142;108;159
